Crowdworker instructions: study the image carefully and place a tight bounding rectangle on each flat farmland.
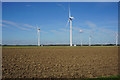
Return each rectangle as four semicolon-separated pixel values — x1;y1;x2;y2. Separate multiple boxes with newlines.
2;46;119;78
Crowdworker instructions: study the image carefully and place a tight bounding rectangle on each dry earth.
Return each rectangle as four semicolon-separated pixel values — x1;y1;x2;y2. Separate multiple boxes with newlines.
2;47;118;78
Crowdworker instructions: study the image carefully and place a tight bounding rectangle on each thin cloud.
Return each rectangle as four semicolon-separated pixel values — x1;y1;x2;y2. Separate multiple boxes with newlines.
98;27;115;35
23;24;36;28
2;20;32;31
19;27;32;31
86;21;96;28
2;20;19;27
86;21;117;36
2;20;48;33
0;24;9;27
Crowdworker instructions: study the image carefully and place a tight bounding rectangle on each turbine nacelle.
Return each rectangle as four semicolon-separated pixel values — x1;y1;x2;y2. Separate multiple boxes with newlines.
38;28;40;32
38;28;40;30
69;17;74;20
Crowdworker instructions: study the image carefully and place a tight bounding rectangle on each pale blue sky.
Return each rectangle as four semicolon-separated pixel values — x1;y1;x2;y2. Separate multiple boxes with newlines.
2;2;118;45
1;0;120;2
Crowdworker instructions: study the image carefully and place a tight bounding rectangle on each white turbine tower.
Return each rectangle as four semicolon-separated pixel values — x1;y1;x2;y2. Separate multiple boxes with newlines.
37;25;40;46
115;32;118;46
66;7;74;46
79;29;83;46
80;39;82;46
89;36;91;46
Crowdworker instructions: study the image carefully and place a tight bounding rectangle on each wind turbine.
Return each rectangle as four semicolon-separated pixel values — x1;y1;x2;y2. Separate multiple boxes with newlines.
37;25;40;46
79;29;83;46
80;39;82;46
115;32;118;46
66;6;74;46
89;36;91;46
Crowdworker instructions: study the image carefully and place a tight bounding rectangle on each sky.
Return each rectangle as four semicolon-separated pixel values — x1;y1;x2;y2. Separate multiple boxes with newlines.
1;0;120;2
2;2;118;45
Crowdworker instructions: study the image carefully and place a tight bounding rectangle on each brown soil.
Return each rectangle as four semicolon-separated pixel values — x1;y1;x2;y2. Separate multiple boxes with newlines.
2;47;118;78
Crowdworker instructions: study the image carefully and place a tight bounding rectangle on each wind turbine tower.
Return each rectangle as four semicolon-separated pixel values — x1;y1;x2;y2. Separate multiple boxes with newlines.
115;32;118;46
81;40;82;46
89;36;91;46
79;29;83;46
67;7;74;46
37;26;40;46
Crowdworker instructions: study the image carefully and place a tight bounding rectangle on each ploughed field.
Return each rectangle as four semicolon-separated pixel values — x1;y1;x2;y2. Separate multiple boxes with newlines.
2;47;118;78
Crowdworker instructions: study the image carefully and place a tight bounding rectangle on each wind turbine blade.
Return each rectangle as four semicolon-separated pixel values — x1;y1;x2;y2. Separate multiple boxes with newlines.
66;19;70;27
36;24;38;32
36;24;39;35
69;7;71;17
